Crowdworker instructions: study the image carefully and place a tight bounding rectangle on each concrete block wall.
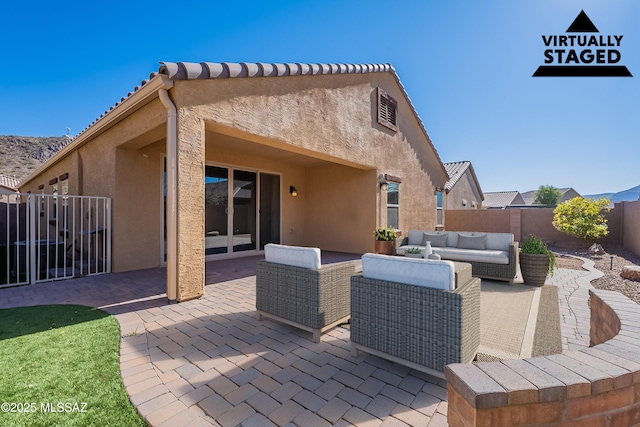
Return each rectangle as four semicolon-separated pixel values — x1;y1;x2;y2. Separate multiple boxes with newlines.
623;200;640;256
445;201;640;254
446;289;640;426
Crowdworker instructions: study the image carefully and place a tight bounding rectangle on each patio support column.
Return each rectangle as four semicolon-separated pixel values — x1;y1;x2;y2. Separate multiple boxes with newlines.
174;108;205;301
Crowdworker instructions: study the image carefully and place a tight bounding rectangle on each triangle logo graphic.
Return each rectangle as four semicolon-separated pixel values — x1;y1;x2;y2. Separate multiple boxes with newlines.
566;10;599;33
533;10;632;77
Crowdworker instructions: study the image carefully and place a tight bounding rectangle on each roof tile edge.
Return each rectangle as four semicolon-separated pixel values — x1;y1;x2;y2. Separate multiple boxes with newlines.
158;61;393;80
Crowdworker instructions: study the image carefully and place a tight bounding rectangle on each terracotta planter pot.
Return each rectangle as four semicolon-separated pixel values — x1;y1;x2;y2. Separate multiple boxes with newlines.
520;252;550;286
375;240;394;255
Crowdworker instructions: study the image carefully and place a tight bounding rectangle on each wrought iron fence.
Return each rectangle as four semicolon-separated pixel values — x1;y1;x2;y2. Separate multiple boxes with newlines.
1;193;111;288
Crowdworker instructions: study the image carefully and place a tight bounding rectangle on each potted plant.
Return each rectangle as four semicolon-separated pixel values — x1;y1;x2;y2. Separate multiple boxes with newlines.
405;247;422;258
519;235;556;286
374;227;397;255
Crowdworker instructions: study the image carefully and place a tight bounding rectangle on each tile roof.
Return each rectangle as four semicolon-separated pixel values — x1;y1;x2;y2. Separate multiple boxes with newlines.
157;61;447;178
443;161;484;200
158;61;394;80
443;161;471;191
0;175;19;190
482;191;522;208
59;61;446;186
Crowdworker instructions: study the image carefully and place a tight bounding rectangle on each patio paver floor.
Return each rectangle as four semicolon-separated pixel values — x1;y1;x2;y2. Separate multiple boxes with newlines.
0;253;601;426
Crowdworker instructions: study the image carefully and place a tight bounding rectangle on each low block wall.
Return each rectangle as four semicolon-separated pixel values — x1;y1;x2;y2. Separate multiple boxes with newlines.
446;288;640;427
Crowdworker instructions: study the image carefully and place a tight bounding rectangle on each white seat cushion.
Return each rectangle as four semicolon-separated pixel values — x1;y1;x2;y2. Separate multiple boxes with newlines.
361;253;455;291
264;243;321;269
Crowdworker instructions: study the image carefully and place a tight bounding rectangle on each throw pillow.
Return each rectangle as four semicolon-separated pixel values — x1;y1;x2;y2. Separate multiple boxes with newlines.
457;233;486;250
423;232;448;247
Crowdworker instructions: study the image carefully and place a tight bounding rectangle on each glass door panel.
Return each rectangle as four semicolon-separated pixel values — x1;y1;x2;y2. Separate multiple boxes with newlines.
205;166;229;255
259;173;280;249
232;170;257;252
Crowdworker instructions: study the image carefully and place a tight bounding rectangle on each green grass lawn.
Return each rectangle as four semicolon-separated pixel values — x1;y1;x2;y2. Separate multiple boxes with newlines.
0;305;146;427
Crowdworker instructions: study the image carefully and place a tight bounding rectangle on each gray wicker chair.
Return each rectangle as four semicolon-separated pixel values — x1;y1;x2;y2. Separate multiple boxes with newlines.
350;256;480;378
256;248;355;343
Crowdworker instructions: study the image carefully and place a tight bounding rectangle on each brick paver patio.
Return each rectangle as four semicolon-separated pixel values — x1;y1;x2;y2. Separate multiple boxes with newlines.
0;253;600;426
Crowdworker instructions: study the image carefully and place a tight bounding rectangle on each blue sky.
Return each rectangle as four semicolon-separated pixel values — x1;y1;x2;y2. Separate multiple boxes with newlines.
1;0;638;195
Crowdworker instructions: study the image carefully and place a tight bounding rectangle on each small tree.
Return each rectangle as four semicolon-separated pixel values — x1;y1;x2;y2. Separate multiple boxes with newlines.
552;197;610;245
533;185;562;206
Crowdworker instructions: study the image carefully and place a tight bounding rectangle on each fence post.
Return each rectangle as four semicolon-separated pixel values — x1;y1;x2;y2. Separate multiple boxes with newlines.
29;195;36;285
106;198;111;273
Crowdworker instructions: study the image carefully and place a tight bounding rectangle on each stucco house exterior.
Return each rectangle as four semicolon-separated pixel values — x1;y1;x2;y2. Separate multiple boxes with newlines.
443;161;483;210
19;61;449;302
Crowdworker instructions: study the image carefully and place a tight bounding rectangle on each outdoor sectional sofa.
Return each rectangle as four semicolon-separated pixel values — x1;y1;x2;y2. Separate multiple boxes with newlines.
397;230;519;283
255;244;356;342
350;254;481;378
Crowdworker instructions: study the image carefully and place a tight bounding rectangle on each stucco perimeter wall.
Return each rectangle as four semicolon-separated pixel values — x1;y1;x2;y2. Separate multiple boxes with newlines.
623;200;640;255
446;288;640;427
173;71;447;247
446;206;628;250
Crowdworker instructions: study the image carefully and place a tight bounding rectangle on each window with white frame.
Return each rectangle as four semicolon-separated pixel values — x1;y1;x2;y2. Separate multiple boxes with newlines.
436;191;443;226
386;182;399;229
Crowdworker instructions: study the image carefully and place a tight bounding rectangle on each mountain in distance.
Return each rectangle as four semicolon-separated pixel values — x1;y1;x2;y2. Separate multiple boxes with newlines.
0;135;71;182
584;184;640;203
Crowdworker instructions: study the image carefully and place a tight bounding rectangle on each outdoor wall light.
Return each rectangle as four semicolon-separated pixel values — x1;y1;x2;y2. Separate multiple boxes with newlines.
380;181;389;191
289;186;298;197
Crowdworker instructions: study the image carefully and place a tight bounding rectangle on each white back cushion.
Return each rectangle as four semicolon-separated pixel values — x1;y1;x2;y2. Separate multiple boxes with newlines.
264;244;321;269
485;233;514;251
361;253;455;291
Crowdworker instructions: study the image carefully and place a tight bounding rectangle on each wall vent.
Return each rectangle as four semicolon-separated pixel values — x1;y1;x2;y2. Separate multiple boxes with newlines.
377;88;397;131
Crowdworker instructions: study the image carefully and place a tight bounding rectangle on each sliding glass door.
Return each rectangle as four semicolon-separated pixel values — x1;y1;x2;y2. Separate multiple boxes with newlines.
204;166;280;257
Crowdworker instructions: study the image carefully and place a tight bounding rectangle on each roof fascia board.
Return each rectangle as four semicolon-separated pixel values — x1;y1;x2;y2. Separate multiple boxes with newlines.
20;74;174;187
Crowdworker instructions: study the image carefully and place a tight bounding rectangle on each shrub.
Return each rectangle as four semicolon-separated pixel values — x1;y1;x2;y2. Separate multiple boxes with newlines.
552;197;610;245
374;227;397;241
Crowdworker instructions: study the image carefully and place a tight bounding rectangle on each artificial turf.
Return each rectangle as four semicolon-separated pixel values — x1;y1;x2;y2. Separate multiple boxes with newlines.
0;304;146;426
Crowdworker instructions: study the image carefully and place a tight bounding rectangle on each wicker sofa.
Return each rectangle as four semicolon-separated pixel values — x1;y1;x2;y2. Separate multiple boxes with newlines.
350;254;481;378
397;230;519;283
255;244;356;343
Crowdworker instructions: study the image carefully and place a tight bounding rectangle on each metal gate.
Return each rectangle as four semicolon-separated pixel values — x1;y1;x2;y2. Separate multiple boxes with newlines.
1;193;111;288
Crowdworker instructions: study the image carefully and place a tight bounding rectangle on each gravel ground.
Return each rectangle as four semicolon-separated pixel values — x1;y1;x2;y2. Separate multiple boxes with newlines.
550;244;640;304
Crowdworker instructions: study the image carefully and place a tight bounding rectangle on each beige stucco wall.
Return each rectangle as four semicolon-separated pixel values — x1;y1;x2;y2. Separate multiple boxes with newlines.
446;170;482;210
113;141;164;272
19;98;169;273
174;71;447;238
18;70;448;301
304;165;377;253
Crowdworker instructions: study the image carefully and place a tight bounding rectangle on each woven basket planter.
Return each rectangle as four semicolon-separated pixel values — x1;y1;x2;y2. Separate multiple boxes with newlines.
520;253;550;286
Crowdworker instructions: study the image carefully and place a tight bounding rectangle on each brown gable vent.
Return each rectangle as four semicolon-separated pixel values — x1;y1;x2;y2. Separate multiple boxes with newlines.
377;88;398;131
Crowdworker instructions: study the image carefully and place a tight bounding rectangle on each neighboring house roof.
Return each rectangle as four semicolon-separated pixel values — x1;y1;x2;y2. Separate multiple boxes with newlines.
443;160;484;200
0;175;19;191
23;61;448;187
521;187;581;205
482;191;525;208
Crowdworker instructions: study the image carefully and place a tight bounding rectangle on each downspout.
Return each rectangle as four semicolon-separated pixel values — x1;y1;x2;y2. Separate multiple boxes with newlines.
159;89;178;303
